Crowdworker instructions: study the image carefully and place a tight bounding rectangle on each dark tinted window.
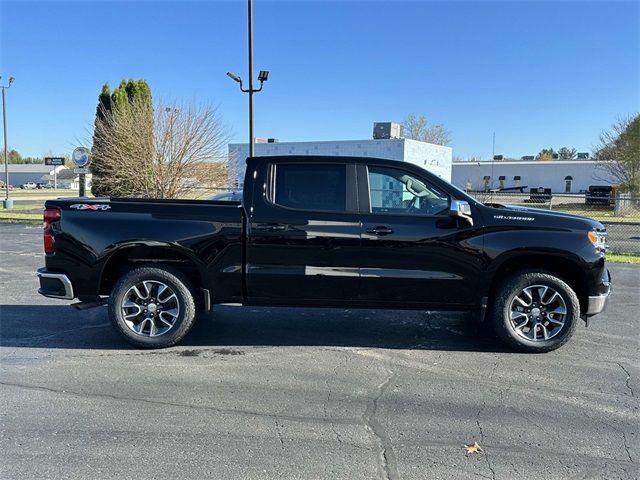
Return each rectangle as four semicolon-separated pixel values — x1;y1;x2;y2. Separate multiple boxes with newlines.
274;164;346;212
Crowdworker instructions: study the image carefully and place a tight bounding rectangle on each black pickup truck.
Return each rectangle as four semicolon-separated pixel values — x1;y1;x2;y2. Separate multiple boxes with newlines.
37;156;611;352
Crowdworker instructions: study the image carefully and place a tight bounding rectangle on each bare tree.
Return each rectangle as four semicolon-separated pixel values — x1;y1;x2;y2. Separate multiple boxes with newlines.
402;114;451;146
593;114;640;193
92;99;230;198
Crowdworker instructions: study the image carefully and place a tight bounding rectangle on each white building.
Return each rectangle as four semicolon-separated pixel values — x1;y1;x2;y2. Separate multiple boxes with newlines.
40;167;92;190
1;164;92;189
3;164;61;187
451;160;618;193
228;135;452;187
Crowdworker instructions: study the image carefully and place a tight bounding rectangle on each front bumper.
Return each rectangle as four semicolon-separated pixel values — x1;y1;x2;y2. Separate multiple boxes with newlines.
37;268;75;300
586;268;611;316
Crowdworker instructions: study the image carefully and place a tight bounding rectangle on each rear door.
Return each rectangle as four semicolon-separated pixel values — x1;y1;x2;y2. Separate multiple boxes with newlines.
357;163;480;308
246;160;361;305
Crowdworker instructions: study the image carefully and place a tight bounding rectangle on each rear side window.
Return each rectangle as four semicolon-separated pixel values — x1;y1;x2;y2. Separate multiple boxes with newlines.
273;164;346;212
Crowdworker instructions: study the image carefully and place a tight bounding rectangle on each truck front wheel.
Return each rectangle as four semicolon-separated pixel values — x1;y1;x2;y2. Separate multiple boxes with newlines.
108;266;197;348
491;270;580;353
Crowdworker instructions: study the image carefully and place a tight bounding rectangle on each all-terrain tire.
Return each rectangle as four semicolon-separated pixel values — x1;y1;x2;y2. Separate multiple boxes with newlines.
491;270;580;353
108;265;197;348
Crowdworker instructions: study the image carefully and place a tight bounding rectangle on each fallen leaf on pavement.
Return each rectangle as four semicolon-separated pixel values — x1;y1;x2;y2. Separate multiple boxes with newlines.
463;442;483;454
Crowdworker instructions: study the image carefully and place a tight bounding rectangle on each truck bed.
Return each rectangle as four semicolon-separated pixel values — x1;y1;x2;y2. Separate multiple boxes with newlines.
43;197;245;302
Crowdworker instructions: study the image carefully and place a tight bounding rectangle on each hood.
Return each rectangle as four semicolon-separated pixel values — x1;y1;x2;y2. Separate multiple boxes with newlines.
483;203;605;231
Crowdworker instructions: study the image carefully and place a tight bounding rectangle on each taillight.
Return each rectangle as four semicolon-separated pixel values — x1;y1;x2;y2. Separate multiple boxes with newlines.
43;207;61;254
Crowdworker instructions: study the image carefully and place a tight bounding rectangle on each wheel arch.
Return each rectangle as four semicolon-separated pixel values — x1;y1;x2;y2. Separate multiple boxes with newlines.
98;243;205;296
487;252;589;314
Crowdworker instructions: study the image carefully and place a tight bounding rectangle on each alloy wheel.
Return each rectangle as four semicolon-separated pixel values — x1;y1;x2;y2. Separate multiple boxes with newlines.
509;284;567;341
121;280;180;337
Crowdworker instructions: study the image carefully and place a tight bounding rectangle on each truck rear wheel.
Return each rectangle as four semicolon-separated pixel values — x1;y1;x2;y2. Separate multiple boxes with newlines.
108;266;197;348
491;270;580;353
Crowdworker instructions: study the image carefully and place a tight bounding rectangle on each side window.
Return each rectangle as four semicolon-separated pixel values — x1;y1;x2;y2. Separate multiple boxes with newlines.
273;164;346;212
368;166;450;216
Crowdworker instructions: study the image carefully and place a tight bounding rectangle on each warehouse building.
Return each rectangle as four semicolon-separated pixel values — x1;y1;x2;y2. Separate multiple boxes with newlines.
228;122;453;187
2;164;61;187
227;123;618;194
451;159;618;193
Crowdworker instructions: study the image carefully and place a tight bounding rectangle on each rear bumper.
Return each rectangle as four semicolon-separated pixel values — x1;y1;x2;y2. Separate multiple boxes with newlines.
37;268;75;300
586;268;611;316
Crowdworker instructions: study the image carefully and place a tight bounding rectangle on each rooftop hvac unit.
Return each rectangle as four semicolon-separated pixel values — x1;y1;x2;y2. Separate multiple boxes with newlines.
577;152;589;159
267;138;279;143
373;122;403;140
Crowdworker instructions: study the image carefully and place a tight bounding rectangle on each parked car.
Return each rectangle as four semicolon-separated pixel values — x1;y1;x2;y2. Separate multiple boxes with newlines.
37;156;610;352
206;191;243;202
0;181;14;190
20;182;38;190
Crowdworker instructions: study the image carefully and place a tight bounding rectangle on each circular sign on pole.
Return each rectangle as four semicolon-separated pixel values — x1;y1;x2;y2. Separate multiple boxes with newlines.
72;147;90;168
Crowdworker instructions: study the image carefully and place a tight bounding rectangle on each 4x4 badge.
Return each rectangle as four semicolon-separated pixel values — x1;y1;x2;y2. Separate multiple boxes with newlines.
70;204;111;211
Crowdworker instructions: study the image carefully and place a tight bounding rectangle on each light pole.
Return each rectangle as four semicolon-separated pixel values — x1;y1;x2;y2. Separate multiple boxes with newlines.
1;76;15;209
227;0;269;158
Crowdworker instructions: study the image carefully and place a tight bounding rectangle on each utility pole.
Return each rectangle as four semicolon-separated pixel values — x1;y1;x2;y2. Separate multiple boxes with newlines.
227;0;269;159
248;0;254;157
1;76;15;209
491;131;496;191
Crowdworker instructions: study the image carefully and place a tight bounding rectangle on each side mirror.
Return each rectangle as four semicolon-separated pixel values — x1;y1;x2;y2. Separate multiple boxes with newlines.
450;200;473;227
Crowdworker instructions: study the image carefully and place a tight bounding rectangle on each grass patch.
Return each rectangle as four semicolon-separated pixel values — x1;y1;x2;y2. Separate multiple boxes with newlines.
561;211;640;223
5;203;42;211
0;212;42;224
607;253;640;264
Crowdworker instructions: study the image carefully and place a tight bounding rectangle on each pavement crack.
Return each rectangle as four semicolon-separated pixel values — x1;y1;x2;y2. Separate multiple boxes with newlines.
274;419;285;450
362;356;399;480
0;380;361;428
323;351;347;445
616;362;635;397
476;406;496;480
580;404;634;464
622;431;633;463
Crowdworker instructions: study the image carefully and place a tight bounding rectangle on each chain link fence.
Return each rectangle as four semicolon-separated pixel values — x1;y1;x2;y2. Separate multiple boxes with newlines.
467;190;640;254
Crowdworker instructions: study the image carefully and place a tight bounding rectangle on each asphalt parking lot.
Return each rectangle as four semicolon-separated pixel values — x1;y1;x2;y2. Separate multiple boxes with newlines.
1;223;638;480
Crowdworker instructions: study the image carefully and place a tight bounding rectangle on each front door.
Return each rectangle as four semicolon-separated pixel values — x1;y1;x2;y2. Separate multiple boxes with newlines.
246;161;361;305
357;164;481;308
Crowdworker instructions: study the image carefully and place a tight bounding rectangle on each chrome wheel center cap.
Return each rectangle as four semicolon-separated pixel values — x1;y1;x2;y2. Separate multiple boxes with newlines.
531;307;541;317
147;303;158;313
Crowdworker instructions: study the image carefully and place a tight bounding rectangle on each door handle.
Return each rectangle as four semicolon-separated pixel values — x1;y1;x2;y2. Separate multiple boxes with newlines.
366;226;394;235
255;224;286;232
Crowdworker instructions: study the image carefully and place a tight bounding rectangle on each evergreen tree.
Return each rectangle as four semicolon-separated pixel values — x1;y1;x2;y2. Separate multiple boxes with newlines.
90;84;113;196
558;147;577;160
91;80;153;196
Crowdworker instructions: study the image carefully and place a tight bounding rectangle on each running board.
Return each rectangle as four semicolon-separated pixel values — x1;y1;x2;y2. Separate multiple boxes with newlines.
71;299;108;310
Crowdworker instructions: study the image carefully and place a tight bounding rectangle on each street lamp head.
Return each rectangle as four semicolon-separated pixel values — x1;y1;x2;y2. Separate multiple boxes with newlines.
8;77;14;85
258;70;269;82
226;72;241;83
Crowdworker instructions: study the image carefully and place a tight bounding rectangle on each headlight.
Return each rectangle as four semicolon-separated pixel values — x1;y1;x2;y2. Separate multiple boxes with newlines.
588;230;607;253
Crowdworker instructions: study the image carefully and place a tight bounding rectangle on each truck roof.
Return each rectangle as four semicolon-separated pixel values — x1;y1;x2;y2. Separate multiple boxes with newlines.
246;155;409;168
